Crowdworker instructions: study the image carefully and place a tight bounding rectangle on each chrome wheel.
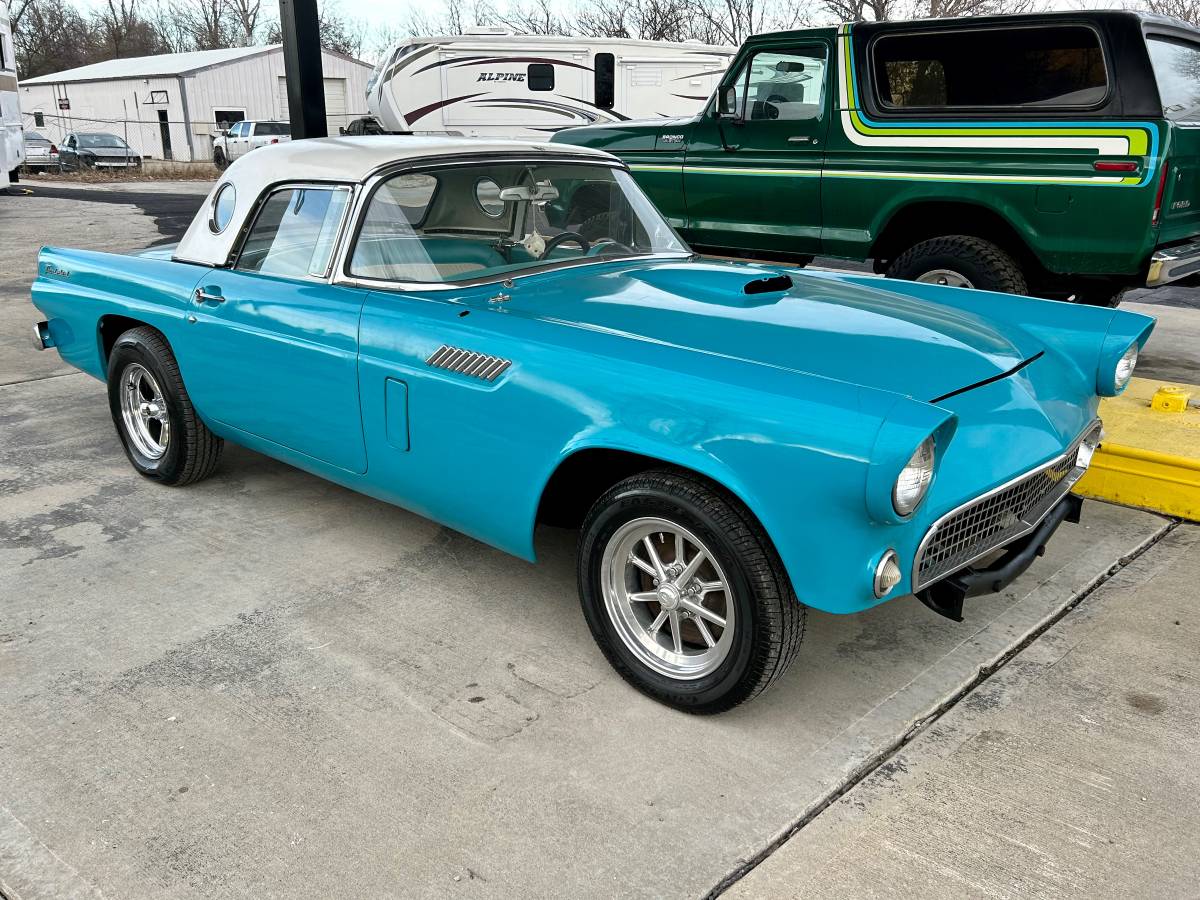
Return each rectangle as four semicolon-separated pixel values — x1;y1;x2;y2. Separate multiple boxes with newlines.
119;363;170;459
600;517;735;680
916;268;974;288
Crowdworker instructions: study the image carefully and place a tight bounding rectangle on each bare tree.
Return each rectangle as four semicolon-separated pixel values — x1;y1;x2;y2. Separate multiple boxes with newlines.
1144;0;1200;26
229;0;264;43
263;1;368;57
95;0;167;58
500;0;572;35
11;0;98;77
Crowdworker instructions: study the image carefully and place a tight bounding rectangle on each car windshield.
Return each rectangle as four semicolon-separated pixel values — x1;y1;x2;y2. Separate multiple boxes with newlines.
255;122;290;136
78;133;129;149
349;162;688;284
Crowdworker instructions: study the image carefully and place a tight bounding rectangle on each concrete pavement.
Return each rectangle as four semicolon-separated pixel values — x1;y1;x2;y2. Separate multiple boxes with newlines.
727;523;1199;899
0;183;1196;899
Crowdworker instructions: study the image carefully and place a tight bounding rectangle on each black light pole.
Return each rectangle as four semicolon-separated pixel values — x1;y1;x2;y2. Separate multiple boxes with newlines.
278;0;327;139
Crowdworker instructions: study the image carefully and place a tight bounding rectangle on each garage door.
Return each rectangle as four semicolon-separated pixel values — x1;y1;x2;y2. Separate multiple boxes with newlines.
277;77;349;133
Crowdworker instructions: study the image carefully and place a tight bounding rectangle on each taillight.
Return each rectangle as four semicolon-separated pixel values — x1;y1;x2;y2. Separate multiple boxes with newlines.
1152;161;1170;227
49;144;57;154
270;138;279;144
1093;160;1138;172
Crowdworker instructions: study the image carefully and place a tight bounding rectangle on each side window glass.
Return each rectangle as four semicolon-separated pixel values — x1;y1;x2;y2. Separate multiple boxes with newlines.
529;63;555;91
743;49;827;121
237;187;351;279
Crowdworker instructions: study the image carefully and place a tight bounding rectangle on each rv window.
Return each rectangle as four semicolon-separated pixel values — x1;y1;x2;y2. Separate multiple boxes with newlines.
529;63;555;92
595;53;615;109
872;25;1108;110
1148;37;1200;120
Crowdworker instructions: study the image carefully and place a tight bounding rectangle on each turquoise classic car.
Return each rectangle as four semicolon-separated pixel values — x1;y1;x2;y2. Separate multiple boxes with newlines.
31;137;1153;713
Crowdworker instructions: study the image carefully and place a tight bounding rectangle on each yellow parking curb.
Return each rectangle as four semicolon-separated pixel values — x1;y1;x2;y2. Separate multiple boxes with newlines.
1074;377;1200;522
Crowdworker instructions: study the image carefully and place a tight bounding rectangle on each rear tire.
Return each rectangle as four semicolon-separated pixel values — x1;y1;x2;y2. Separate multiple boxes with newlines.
887;235;1028;294
1072;283;1126;307
107;327;222;486
578;469;805;714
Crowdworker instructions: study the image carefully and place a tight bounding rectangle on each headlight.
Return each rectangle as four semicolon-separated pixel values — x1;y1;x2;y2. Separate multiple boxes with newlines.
893;436;935;516
1114;344;1138;392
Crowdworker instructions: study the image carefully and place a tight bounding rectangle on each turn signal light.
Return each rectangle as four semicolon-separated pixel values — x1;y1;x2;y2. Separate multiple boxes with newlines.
1093;160;1138;172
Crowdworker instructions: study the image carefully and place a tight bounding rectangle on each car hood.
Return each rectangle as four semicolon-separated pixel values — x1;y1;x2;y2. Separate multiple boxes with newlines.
514;259;1044;403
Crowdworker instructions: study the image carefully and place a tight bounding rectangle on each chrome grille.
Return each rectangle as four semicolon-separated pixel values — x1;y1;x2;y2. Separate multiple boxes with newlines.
913;424;1099;591
425;345;511;382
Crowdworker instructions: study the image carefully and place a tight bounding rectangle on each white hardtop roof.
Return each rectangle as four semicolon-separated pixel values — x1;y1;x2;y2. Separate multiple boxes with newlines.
26;44;313;85
173;135;619;266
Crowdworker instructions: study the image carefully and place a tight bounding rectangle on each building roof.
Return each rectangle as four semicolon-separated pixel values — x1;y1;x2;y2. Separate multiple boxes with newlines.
173;135;618;265
24;45;280;85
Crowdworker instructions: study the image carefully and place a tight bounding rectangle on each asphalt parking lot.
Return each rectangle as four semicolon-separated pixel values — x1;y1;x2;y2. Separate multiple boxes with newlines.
2;181;1199;899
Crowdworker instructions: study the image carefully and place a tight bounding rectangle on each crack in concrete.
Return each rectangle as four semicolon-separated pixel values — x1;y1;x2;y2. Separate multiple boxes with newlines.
704;516;1182;899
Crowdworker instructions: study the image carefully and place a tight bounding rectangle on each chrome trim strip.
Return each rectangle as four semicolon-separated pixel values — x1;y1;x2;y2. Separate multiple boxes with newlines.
911;419;1102;592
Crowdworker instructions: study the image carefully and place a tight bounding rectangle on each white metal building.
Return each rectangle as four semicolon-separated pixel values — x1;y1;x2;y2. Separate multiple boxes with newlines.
19;45;373;163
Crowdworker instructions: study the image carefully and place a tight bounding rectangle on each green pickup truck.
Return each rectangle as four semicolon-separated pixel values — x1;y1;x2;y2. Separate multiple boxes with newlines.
553;11;1200;305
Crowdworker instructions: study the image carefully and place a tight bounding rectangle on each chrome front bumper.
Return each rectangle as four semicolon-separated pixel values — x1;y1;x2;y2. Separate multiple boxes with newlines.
1147;240;1200;286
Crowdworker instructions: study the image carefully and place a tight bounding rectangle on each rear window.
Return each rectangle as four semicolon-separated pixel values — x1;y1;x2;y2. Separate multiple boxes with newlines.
1148;37;1200;120
255;122;291;136
871;25;1108;111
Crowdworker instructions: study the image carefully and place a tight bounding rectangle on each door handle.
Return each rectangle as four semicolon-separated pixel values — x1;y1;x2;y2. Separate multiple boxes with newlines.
788;136;819;144
194;287;224;304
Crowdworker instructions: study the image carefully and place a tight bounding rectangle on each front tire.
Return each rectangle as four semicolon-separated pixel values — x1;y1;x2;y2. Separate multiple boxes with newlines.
107;327;222;486
578;469;805;714
887;235;1028;294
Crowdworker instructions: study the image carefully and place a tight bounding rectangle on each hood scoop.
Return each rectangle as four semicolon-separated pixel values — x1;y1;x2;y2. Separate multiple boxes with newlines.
744;274;793;295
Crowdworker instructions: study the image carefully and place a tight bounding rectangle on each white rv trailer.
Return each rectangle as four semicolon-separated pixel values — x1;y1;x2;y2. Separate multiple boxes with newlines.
367;28;735;138
0;1;24;182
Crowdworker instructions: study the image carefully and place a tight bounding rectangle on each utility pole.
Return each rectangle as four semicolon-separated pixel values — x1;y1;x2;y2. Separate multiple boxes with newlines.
278;0;327;139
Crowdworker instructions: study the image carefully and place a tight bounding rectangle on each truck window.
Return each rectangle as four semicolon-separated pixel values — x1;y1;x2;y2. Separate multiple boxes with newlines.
730;49;826;121
1148;37;1200;120
872;25;1108;110
529;63;555;92
237;186;352;279
595;53;615;109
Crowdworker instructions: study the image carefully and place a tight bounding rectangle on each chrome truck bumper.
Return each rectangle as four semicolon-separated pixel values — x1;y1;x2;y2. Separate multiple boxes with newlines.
1147;240;1200;286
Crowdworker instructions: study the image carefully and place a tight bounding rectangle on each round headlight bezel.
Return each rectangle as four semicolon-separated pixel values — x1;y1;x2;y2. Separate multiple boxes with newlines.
892;436;936;517
1114;343;1138;392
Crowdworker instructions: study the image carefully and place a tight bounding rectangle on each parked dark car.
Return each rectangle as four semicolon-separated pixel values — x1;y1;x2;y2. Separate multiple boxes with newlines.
60;132;141;171
21;131;60;172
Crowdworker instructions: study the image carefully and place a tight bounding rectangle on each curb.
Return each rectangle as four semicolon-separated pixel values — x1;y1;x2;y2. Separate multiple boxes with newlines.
1075;377;1200;522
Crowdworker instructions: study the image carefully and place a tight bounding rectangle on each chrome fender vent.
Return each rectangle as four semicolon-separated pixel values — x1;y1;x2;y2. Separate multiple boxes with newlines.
425;345;511;382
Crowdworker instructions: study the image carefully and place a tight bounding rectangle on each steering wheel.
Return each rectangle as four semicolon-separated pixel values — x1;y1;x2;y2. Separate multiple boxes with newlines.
587;238;634;256
540;231;589;259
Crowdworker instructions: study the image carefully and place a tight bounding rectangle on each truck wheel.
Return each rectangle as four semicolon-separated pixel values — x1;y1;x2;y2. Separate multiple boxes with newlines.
213;149;227;170
1072;284;1126;307
887;235;1028;294
106;327;223;486
578;469;805;714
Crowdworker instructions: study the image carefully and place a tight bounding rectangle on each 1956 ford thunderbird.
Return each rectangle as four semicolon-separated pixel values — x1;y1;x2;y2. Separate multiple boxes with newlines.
31;137;1154;713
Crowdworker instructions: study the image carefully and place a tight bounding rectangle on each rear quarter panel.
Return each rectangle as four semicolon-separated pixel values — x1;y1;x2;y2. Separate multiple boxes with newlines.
32;248;208;379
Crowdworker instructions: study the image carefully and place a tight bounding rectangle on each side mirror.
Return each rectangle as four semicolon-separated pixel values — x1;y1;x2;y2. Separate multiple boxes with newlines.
339;126;346;135
717;86;738;118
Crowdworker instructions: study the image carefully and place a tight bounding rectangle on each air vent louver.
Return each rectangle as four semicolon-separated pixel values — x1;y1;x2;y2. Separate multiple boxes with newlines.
425;345;511;382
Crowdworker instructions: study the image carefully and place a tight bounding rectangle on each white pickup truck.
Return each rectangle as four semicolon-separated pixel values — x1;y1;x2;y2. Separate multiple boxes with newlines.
212;121;291;169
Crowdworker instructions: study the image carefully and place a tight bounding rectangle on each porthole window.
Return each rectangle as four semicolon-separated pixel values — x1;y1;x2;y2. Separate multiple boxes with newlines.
209;182;236;233
475;178;504;217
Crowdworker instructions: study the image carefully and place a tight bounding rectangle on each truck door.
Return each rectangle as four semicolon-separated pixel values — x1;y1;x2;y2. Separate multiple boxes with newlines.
681;43;829;256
